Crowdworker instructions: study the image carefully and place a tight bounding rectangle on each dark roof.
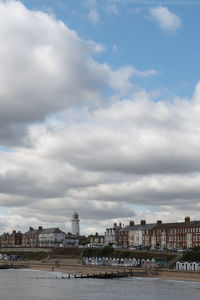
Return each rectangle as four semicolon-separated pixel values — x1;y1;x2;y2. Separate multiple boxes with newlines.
119;223;156;232
23;227;65;236
40;228;65;235
23;229;39;236
154;220;200;230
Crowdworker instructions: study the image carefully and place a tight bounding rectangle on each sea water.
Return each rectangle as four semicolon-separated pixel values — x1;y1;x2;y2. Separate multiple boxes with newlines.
0;269;200;300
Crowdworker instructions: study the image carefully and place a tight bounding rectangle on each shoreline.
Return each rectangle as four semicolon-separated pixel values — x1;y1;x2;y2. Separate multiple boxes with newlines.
24;259;200;283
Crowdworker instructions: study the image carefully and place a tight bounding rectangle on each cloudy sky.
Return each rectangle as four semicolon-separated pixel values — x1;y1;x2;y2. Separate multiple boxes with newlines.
0;0;200;235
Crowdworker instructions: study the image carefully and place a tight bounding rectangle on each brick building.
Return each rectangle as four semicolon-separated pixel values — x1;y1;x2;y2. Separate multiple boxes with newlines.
87;232;104;245
0;230;22;247
22;226;43;247
149;217;200;250
119;220;156;248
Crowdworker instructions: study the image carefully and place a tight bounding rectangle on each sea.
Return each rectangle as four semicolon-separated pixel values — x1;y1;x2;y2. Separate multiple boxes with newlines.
0;269;200;300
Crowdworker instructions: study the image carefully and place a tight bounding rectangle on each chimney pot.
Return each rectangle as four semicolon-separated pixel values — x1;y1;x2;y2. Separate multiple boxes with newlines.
157;220;162;225
129;220;135;226
185;216;190;223
140;220;146;225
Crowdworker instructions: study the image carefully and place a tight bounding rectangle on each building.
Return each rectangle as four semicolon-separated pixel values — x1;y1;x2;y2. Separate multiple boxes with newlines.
38;228;66;247
0;232;10;247
71;211;80;236
22;226;43;247
87;233;104;245
8;230;22;246
129;221;156;247
118;220;156;248
150;217;200;250
0;231;22;247
63;232;79;247
104;223;122;245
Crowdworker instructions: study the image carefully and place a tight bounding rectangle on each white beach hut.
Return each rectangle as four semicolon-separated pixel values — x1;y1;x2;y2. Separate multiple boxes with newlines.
132;258;137;267
176;261;185;270
184;262;193;271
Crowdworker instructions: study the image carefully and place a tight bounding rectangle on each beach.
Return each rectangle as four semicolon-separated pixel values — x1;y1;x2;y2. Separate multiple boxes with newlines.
24;258;200;282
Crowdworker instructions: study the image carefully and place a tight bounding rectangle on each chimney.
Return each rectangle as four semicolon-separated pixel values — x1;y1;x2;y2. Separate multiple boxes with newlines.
113;222;117;228
129;220;135;226
185;216;190;223
38;226;43;230
157;220;162;225
29;227;33;231
140;220;146;225
119;222;122;228
12;230;16;234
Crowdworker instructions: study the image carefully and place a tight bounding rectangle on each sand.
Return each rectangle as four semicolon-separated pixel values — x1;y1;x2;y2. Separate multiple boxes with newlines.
24;258;200;282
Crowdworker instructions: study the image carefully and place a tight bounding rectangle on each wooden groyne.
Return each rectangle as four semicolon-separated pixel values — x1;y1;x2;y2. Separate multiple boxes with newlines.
72;270;149;279
0;263;28;270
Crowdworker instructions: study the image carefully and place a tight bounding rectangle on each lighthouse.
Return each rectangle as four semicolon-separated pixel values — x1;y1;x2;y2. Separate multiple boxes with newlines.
71;211;80;236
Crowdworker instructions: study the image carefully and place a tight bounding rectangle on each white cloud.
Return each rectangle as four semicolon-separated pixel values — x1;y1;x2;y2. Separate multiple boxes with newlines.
88;9;99;23
1;81;200;233
112;44;118;52
149;6;182;33
0;1;199;235
105;1;119;16
0;0;135;144
132;67;158;77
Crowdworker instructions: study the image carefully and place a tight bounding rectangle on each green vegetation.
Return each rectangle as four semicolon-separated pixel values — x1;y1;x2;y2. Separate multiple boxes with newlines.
182;247;200;262
52;247;83;258
4;251;48;261
82;246;113;258
82;246;176;262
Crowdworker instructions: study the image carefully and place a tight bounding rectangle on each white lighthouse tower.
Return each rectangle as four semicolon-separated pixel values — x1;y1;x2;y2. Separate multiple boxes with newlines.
71;211;80;236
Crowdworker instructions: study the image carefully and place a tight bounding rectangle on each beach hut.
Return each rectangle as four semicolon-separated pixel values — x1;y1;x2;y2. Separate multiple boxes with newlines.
176;261;185;270
116;258;120;266
137;258;141;267
88;257;92;265
112;257;116;266
124;258;128;267
105;257;109;266
150;258;156;268
141;259;145;268
132;258;137;267
128;258;133;266
184;262;193;271
195;262;200;271
145;259;151;269
98;257;102;266
191;262;200;271
108;257;112;266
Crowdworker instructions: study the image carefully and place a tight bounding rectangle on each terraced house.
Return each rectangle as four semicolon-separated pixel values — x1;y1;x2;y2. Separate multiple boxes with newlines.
150;217;200;250
118;220;156;248
117;216;200;250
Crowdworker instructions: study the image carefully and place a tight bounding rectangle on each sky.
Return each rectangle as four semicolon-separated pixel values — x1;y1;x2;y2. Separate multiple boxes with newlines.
0;0;200;235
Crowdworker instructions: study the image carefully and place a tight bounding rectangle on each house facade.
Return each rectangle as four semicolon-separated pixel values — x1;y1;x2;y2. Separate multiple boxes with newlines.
22;226;43;247
104;223;122;245
38;228;66;247
0;231;22;247
88;233;104;245
119;220;156;248
150;217;200;250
